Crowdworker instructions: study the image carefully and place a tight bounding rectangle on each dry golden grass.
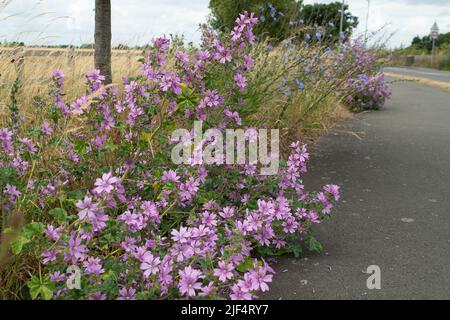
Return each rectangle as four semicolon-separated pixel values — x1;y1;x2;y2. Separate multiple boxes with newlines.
282;98;352;150
246;41;354;151
0;45;350;143
0;48;142;126
391;54;448;69
384;72;450;92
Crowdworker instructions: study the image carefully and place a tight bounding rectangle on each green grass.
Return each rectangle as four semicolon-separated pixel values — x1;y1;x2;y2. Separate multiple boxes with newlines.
439;58;450;71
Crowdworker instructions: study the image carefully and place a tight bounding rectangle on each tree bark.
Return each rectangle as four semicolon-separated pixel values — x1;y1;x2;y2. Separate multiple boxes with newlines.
94;0;112;84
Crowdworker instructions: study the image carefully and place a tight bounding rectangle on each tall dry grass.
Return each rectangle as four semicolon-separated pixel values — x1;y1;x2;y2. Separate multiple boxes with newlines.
1;44;350;143
391;53;448;69
246;41;352;151
385;71;450;92
0;48;142;127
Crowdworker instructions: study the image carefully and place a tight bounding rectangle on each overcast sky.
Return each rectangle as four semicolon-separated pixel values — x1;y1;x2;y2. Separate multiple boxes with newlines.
0;0;449;48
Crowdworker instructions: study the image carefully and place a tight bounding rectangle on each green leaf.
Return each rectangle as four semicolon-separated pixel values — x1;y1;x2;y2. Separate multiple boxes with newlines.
66;190;85;201
100;269;116;282
307;237;323;253
290;242;303;258
27;276;54;300
2;227;13;234
49;208;69;223
236;257;254;273
105;140;118;152
10;222;44;254
73;139;87;155
22;222;45;239
0;167;20;190
11;236;31;255
40;285;54;300
27;276;42;300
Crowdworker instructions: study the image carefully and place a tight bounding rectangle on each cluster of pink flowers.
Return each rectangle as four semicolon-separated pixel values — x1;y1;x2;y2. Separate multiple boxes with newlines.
32;137;338;300
271;32;390;116
344;73;392;111
0;12;342;300
338;39;391;111
0;126;32;188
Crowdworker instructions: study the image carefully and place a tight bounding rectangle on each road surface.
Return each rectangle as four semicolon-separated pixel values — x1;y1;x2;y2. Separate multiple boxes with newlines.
384;66;450;83
262;79;450;300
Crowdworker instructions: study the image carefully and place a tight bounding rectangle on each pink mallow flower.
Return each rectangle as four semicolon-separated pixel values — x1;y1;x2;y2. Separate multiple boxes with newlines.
230;282;253;300
45;225;62;241
247;262;274;292
161;170;180;184
40;122;53;136
117;287;136;300
213;261;234;282
140;252;161;278
93;172;120;194
18;138;37;154
178;266;203;297
324;184;341;201
76;196;98;220
42;249;58;265
86;69;105;83
219;206;235;219
234;73;247;92
83;257;105;275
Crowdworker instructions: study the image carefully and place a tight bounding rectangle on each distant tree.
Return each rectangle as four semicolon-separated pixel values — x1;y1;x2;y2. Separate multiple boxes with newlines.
209;0;303;42
95;0;112;84
414;35;432;53
437;32;450;49
411;36;422;46
113;44;130;50
409;32;450;54
301;2;358;41
1;41;25;48
80;43;95;49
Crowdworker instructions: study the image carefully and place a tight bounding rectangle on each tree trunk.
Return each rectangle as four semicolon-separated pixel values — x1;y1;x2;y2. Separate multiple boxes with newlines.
94;0;112;84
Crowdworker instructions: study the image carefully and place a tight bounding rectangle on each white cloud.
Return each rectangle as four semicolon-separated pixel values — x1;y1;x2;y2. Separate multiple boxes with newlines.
303;0;450;48
0;0;449;48
0;0;209;45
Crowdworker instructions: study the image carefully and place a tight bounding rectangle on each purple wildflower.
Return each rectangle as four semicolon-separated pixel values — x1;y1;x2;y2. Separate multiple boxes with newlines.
40;122;53;136
175;51;189;66
93;172;120;195
83;257;105;275
219;206;235;219
161;170;180;183
86;69;105;83
213;261;234;282
45;225;62;241
234;73;247;92
178;266;203;297
140;252;161;278
324;184;341;201
67;233;87;263
117;287;136;300
76;196;98;220
42;249;58;265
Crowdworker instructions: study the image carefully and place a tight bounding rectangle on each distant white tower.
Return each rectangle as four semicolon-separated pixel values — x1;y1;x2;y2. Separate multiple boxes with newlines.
430;21;440;40
430;22;440;63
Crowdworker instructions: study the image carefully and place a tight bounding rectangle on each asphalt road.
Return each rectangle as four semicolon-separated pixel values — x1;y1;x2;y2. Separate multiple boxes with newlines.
262;79;450;300
384;66;450;83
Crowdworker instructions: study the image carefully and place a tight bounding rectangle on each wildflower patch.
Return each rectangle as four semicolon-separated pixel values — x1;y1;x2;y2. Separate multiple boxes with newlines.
0;7;389;300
